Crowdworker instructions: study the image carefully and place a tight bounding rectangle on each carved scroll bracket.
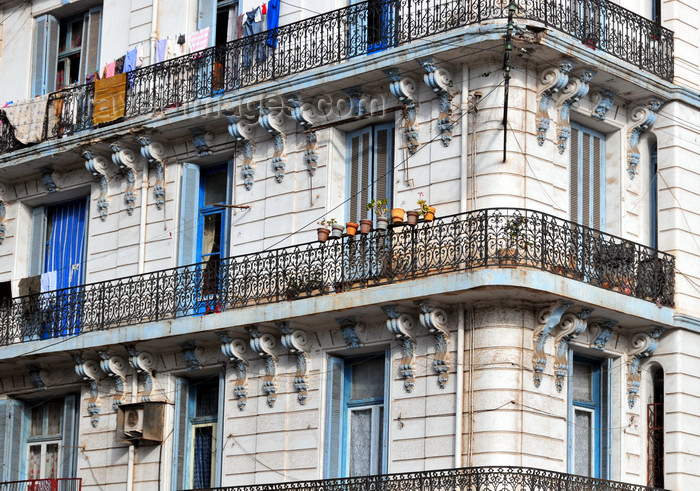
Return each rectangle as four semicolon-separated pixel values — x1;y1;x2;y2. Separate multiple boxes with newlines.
336;316;364;349
415;300;450;389
591;89;616;121
74;355;102;427
98;351;128;409
627;98;662;179
278;321;311;405
589;319;618;350
190;127;215;157
83;151;111;221
383;304;417;393
626;327;663;408
247;326;278;407
258;103;287;183
27;364;47;391
137;137;167;210
556;69;596;154
418;57;456;146
227;116;256;190
532;300;574;387
287;95;319;176
179;341;204;370
127;347;155;402
553;309;592;392
342;86;370;116
219;332;250;411
385;69;419;155
41;167;58;194
109;142;139;216
536;59;575;146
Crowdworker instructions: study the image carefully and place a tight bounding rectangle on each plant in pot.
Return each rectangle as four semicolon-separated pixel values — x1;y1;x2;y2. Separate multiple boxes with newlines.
417;192;436;221
390;205;405;224
367;199;389;231
499;215;530;267
317;219;331;242
326;218;343;239
345;221;359;237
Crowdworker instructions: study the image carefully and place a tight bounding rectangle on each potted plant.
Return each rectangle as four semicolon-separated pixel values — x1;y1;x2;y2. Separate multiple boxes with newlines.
326;218;343;239
391;207;405;225
367;199;390;231
317;219;331;242
406;210;420;225
417;192;436;221
359;219;373;234
346;221;359;237
499;215;530;267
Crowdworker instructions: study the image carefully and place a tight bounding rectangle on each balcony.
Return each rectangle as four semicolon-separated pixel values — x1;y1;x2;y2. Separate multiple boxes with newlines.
0;0;674;155
0;479;82;491
0;208;674;347
200;466;665;491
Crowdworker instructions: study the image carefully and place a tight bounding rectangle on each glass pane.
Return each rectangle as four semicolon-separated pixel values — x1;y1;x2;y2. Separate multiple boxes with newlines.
350;357;384;401
573;362;593;402
377;405;384;473
203;171;227;207
574;409;593;476
30;406;44;436
28;445;42;479
46;443;59;478
195;381;219;418
349;408;372;476
193;426;214;488
201;214;222;259
58;24;67;53
70;19;83;49
46;401;62;436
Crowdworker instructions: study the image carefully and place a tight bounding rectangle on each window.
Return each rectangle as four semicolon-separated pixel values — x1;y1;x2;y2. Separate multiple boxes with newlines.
652;0;661;24
647;366;664;487
173;376;224;490
568;356;610;478
32;8;102;96
650;144;658;249
349;0;397;56
570;123;606;230
325;353;389;478
346;124;394;224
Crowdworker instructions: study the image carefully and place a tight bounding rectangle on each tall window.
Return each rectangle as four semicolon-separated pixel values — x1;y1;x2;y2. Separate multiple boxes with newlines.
570;123;606;230
325;353;388;478
652;0;661;24
650;144;658;249
346;124;394;223
349;0;396;55
569;356;610;478
647;366;664;487
199;167;228;297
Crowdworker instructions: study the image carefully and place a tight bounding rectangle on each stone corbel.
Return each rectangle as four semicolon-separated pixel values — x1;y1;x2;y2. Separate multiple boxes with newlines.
626;327;663;408
219;332;249;410
556;69;596;154
385;69;419;155
553;309;592;392
286;95;318;176
98;351;128;409
0;183;8;245
591;89;616;120
532;300;574;387
109;142;139;216
627;98;662;179
180;341;204;370
382;304;417;393
342;86;369;116
259;103;287;183
336;316;364;349
247;326;278;407
190;127;215;157
589;319;618;350
418;57;456;146
536;59;575;146
227;116;256;190
137;136;167;210
415;301;450;389
27;363;47;391
127;347;155;402
74;355;102;427
278;321;311;405
41;167;58;193
83;150;111;221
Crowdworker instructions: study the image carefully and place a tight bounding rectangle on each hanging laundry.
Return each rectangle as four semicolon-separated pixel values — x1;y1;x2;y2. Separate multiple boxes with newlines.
104;61;116;78
135;44;145;68
115;55;126;75
189;27;211;52
93;73;127;125
261;2;267;15
267;0;281;47
40;271;57;293
155;39;168;63
236;14;245;39
254;6;262;23
124;47;138;73
2;95;50;144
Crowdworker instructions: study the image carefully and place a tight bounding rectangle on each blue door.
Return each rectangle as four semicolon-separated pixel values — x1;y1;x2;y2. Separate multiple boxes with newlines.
349;0;397;56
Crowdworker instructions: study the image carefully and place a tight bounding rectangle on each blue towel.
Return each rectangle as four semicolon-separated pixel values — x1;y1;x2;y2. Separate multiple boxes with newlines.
155;39;167;63
267;0;280;48
124;48;138;73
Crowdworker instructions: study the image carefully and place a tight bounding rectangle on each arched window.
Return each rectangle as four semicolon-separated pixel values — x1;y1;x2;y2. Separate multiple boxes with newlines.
647;366;664;487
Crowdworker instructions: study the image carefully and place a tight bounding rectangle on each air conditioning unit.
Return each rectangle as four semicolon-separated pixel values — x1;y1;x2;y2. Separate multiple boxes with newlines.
117;402;166;445
123;407;143;436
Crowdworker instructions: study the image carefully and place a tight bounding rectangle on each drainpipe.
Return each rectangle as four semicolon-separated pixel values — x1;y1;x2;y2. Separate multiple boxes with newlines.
460;64;469;214
127;370;138;491
150;0;159;64
137;164;149;274
454;307;465;467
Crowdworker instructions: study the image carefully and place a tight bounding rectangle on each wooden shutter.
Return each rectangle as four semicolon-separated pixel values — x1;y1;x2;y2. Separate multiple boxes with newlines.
324;356;344;478
198;0;217;46
61;395;77;477
570;124;605;230
347;128;372;223
29;207;47;277
80;9;102;82
600;358;611;479
32;15;59;96
373;124;394;208
178;164;201;266
173;378;190;489
215;372;225;487
582;131;591;228
2;399;23;481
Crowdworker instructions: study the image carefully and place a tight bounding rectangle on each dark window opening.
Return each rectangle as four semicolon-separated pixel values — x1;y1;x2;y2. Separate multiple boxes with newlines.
647;367;664;487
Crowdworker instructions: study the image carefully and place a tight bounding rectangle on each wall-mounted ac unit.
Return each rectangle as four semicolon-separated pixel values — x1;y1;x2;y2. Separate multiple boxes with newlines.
116;402;166;445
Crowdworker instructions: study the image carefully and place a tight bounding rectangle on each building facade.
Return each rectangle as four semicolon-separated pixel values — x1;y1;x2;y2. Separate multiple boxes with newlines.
0;0;698;489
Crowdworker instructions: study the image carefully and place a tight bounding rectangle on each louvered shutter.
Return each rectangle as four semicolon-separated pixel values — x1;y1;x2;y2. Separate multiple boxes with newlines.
80;9;102;82
373;125;394;209
600;358;611;479
570;124;605;231
0;400;8;480
324;356;344;478
198;0;217;46
173;378;190;490
178;164;201;267
32;15;59;96
29;207;47;277
61;395;77;477
570;127;579;223
215;372;225;487
6;400;23;481
347;128;372;223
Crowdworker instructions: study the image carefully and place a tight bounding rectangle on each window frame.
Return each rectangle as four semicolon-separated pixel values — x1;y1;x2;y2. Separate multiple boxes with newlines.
570;122;607;232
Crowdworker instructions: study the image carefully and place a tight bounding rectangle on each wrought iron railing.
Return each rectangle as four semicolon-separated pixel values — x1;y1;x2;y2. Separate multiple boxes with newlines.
199;466;666;491
0;0;674;154
0;478;82;491
0;208;674;347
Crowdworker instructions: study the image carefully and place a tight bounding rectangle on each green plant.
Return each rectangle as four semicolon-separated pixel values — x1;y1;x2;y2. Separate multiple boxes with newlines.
504;216;531;247
416;192;429;216
318;217;337;227
366;198;388;218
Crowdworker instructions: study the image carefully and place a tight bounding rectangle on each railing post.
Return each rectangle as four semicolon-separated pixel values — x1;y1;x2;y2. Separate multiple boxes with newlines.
407;0;412;43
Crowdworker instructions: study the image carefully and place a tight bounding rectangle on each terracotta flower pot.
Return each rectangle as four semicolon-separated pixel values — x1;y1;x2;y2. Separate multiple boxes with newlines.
376;216;389;231
406;210;419;225
424;206;436;221
359;219;373;234
391;208;405;224
346;222;359;237
317;227;330;242
331;224;344;239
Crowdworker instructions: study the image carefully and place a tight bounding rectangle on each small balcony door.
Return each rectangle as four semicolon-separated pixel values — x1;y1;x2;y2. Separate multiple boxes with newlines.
348;0;398;57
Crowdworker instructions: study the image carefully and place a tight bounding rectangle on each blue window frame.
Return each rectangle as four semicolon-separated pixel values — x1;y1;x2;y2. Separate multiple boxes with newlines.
349;0;397;56
570;123;606;231
650;144;658;249
197;166;228;302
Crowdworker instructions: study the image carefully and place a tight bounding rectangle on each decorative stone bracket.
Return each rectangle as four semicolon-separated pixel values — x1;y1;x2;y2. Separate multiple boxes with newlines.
418;57;456;147
383;304;417;393
556;69;596;154
627;98;662;179
27;363;47;391
180;341;204;370
247;326;278;407
259;103;287;183
219;332;250;411
228;116;257;190
532;300;574;387
74;355;102;427
553;309;592;392
591;89;616;121
127;347;155;402
336;316;364;349
138;137;167;210
98;351;128;409
626;327;663;408
278;321;311;405
109;142;139;216
190;127;215;157
41;167;58;194
536;59;575;146
415;300;450;389
83;151;111;221
342;86;370;117
385;69;419;155
589;319;618;350
287;95;319;176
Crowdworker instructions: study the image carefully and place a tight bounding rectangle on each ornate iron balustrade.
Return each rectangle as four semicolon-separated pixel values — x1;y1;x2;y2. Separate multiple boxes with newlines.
0;0;673;154
0;478;82;491
0;208;674;347
201;466;665;491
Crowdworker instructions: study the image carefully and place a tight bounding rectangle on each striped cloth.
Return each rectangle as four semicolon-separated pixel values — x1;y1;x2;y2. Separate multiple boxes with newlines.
93;73;127;125
189;27;210;53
